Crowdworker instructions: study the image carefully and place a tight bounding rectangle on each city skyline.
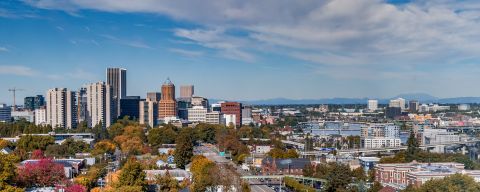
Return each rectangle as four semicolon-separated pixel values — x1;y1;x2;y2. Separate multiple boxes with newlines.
2;0;480;103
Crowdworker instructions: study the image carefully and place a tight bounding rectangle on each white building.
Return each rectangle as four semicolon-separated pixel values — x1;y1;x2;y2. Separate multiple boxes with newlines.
255;146;271;154
362;137;401;149
11;110;35;122
224;114;236;127
421;129;459;145
46;88;77;129
389;98;406;110
34;108;47;126
139;99;158;127
205;111;223;125
187;106;208;123
368;100;378;112
458;104;471;111
86;82;114;128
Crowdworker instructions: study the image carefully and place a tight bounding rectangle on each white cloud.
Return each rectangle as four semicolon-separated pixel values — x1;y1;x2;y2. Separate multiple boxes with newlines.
0;47;8;52
100;34;152;49
23;0;480;78
169;48;204;57
0;65;36;76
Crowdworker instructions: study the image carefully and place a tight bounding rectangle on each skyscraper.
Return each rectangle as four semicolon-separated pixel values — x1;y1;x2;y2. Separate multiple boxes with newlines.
368;99;378;112
24;95;45;111
180;85;194;98
46;88;77;129
107;68;126;117
86;82;114;128
76;88;88;123
409;100;419;112
159;78;177;119
139;98;159;128
221;102;242;127
119;96;142;119
146;92;161;102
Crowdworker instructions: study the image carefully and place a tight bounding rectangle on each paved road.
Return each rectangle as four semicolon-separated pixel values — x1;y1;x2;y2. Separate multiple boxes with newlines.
250;185;275;192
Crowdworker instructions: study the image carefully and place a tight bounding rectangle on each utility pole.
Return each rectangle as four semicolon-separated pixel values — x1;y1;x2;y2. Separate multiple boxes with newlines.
8;87;24;111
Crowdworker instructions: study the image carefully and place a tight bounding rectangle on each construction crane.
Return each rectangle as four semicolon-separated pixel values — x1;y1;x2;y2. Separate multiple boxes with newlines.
8;87;24;112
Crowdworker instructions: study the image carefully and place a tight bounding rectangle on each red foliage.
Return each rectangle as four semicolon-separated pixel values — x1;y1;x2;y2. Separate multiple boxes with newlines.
57;184;87;192
31;149;45;159
17;158;66;187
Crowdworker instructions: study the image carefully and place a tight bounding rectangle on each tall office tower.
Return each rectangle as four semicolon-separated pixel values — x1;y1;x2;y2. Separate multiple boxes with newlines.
191;96;209;108
46;88;77;129
24;95;45;111
147;92;161;102
86;82;114;128
368;99;378;112
159;79;177;119
221;102;242;127
76;88;88;123
106;68;126;117
34;107;47;126
0;104;11;123
139;98;159;127
177;98;191;120
389;98;406;110
409;100;419;112
180;85;194;98
120;96;142;119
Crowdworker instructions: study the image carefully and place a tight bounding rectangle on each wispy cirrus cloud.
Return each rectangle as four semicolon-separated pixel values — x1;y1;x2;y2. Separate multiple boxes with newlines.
100;34;152;49
169;48;204;57
0;65;37;76
0;47;8;52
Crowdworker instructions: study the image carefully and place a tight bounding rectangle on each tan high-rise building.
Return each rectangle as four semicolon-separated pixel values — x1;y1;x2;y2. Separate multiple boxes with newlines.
180;85;194;98
139;99;158;127
86;82;114;128
159;79;177;119
46;88;77;129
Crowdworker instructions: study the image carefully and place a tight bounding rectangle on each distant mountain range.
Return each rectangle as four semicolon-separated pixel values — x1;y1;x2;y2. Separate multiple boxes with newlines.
209;93;480;105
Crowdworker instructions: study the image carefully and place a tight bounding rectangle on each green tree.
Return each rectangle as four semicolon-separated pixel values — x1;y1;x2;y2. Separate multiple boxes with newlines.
352;167;366;181
303;164;314;177
368;181;382;192
325;163;352;192
16;135;54;152
0;154;22;191
156;171;180;192
405;174;480;192
148;127;177;148
406;130;420;162
174;128;194;169
117;158;146;191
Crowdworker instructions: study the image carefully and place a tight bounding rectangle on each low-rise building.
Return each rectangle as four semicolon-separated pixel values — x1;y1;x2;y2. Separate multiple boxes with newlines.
362;137;401;149
205;111;223;124
35;107;47;125
375;161;480;189
187;106;208;123
261;157;311;175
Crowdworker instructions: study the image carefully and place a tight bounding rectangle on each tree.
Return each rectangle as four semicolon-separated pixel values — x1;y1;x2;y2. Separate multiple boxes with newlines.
406;130;420;162
190;156;215;192
148;127;177;148
406;174;480;192
174;128;194;169
16;158;66;187
156;171;180;192
45;138;90;157
303;164;315;177
0;154;21;191
16;135;54;152
352;167;367;181
117;158;146;191
325;163;352;192
368;181;382;192
92;140;116;155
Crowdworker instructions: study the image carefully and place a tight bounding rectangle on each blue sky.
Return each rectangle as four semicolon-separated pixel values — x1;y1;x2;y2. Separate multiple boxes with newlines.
1;0;480;103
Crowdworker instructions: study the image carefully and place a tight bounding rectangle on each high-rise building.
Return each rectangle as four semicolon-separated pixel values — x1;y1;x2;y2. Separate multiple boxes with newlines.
180;85;194;98
106;68;126;117
389;98;406;110
191;96;208;108
139;98;159;127
177;98;191;120
242;106;253;125
409;100;419;112
146;92;161;102
35;107;47;126
0;104;11;123
188;106;208;123
159;79;177;120
367;99;378;112
24;95;45;111
119;96;142;119
76;88;88;123
86;82;114;128
221;102;242;127
46;88;77;129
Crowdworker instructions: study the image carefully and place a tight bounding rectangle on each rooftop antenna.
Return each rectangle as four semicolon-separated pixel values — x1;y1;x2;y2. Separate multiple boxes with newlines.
8;87;24;111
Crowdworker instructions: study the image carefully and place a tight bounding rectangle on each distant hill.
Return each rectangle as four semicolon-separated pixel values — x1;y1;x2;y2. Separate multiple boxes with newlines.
208;93;480;105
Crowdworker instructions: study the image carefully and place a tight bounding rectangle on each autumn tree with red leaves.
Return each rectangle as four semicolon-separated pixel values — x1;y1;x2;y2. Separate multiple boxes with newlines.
16;158;66;187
